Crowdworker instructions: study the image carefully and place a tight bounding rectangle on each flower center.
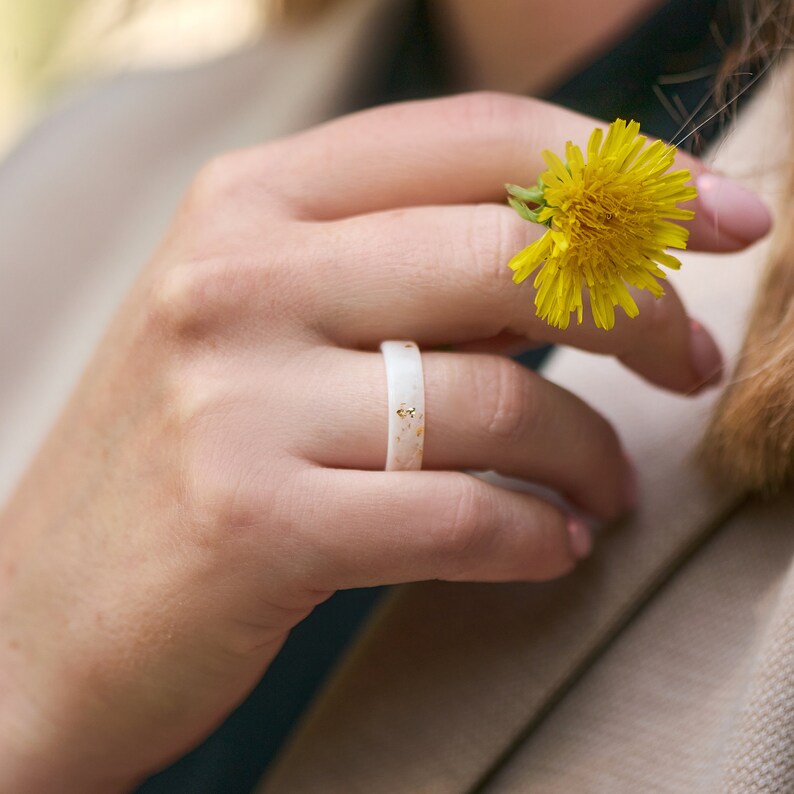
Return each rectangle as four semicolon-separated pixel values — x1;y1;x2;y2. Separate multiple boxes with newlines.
557;179;655;251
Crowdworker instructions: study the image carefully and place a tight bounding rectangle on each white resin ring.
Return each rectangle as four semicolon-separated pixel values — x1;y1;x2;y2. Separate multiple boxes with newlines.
380;341;426;471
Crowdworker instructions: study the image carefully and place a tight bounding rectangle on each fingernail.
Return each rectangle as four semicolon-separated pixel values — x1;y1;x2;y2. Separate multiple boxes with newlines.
622;452;639;510
567;517;593;560
696;173;772;244
688;318;723;393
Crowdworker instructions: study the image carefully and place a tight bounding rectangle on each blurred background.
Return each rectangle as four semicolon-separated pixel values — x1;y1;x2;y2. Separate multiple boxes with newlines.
0;0;268;157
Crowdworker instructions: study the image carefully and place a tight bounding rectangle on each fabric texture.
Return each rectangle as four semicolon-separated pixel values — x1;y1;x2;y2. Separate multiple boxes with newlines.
488;493;794;793
721;549;794;793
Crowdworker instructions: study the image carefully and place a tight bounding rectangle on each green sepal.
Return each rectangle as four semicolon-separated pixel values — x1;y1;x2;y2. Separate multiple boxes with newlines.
505;182;545;204
506;178;551;226
507;196;543;223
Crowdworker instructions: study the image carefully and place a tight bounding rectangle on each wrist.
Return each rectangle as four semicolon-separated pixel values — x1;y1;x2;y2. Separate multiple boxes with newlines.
0;664;138;793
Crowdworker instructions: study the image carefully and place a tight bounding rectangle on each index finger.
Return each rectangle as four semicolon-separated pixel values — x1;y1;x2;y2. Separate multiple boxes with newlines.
260;92;770;250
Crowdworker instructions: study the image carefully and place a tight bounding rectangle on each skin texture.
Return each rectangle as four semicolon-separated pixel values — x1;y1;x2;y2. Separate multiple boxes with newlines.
0;92;769;790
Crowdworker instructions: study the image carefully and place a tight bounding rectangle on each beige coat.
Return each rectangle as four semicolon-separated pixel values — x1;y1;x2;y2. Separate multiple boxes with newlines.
1;1;791;791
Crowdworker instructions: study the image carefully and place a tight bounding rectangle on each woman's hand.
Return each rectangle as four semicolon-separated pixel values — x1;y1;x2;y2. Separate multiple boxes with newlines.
0;93;768;791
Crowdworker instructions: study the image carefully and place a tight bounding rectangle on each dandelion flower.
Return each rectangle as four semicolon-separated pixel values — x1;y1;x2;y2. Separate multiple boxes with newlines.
506;119;697;330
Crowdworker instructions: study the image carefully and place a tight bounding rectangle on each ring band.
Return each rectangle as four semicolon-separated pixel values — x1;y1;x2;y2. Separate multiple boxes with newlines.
380;341;425;471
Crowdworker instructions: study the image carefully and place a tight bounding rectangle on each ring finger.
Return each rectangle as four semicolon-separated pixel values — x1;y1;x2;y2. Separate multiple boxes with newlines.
298;348;634;521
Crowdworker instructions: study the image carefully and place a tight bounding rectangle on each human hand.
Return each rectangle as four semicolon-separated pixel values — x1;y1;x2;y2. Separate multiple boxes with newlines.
0;93;770;791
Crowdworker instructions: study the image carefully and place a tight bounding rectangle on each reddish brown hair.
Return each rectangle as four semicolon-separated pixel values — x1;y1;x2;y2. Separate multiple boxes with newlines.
700;0;794;494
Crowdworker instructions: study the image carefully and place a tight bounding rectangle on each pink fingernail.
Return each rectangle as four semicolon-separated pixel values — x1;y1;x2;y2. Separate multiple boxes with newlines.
688;318;724;393
567;517;593;560
696;173;772;244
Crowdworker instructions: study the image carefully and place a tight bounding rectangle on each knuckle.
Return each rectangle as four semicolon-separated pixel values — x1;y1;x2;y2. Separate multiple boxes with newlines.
176;415;271;545
148;259;264;337
431;475;493;563
162;361;292;549
592;408;622;454
166;359;229;429
530;508;575;579
472;357;537;442
568;396;621;462
637;287;682;339
591;419;622;473
188;153;245;211
466;204;527;293
148;263;219;336
182;473;263;549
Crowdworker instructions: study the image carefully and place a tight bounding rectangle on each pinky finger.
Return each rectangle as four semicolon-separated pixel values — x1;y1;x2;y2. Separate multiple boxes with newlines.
291;468;590;591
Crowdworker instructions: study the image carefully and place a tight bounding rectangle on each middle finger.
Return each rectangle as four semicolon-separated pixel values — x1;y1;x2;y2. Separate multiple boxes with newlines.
304;203;721;394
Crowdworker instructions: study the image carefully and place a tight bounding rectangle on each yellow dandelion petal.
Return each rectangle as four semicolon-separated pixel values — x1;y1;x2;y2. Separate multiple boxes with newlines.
508;233;553;283
611;279;640;318
653;250;684;270
632;139;669;171
587;127;603;161
566;141;586;175
542;150;574;184
505;118;697;330
613;134;647;170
